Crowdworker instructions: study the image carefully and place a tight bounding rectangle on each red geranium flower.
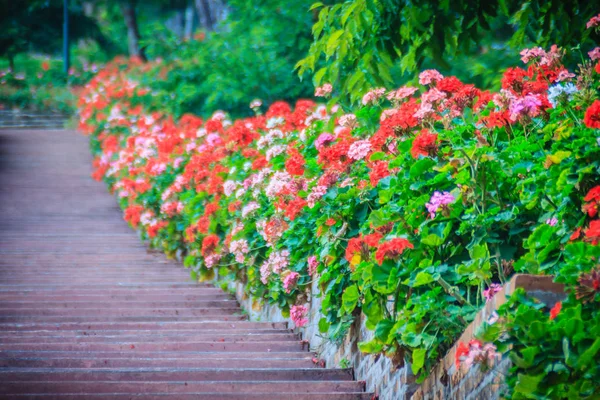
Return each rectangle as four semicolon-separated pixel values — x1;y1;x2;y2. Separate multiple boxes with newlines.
585;220;600;245
284;197;307;221
411;130;438;159
549;301;562;320
201;234;219;256
285;147;306;176
375;238;413;265
455;342;469;368
584;100;600;129
369;160;391;187
583;185;600;217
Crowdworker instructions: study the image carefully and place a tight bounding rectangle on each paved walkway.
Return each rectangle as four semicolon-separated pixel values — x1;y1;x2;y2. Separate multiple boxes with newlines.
0;129;370;399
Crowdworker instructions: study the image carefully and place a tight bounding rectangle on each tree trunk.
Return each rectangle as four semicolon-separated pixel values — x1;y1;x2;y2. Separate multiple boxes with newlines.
8;55;15;72
173;8;185;39
195;0;213;31
184;5;195;40
120;0;146;61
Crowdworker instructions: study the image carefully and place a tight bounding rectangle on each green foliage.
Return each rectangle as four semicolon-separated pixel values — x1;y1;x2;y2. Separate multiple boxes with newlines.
487;283;600;398
297;0;599;103
135;0;316;118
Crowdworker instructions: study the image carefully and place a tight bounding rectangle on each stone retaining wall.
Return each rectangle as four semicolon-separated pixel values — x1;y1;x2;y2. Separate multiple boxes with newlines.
213;272;566;400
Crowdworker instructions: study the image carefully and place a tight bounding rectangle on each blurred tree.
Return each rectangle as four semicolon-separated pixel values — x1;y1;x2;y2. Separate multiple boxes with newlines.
119;0;146;61
297;0;600;103
0;0;113;70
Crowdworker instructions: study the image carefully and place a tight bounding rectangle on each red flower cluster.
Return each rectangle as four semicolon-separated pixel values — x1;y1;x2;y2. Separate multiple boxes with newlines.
584;186;600;217
584;100;600;129
201;234;220;257
285;147;306;176
374;238;413;265
411;130;438;159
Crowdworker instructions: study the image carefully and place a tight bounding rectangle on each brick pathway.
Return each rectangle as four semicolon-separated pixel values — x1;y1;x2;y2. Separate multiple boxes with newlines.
0;129;371;399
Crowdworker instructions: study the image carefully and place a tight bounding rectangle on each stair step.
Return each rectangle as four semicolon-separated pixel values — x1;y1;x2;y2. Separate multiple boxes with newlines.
0;341;306;352
0;368;353;381
0;357;316;368
0;393;374;400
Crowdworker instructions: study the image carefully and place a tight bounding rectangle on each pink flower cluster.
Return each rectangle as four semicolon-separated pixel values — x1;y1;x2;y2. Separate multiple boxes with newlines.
307;185;328;208
483;283;502;301
587;13;600;29
265;171;291;198
307;255;319;275
426;191;456;218
204;253;221;269
415;88;446;119
361;88;386;105
290;304;308;327
520;45;562;67
509;94;543;121
229;239;249;263
347;140;372;160
418;69;443;85
223;180;237;197
387;86;418;102
460;340;500;369
546;217;558;226
338;114;357;128
241;201;260;218
314;133;335;149
315;83;333;97
283;271;300;293
260;249;290;284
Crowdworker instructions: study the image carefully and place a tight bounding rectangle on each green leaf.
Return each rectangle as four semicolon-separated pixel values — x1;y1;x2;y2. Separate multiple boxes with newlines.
342;284;359;313
409;158;436;178
326;30;344;57
412;271;434;287
310;2;324;11
411;348;427;375
358;340;384;353
369;151;386;161
421;233;444;247
318;317;330;333
514;373;544;396
578;337;600;367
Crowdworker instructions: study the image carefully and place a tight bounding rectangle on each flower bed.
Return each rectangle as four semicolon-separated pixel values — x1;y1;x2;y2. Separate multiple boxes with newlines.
79;23;600;398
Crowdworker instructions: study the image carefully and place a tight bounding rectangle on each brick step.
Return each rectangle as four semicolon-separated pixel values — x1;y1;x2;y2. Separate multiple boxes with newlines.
0;321;287;331
0;279;206;284
0;315;249;323
0;393;372;400
0;333;299;343
0;357;315;369
0;285;218;291
0;381;366;396
0;329;292;337
0;308;242;317
0;301;239;309
0;294;234;301
0;367;352;381
0;341;305;352
0;350;311;359
0;380;363;394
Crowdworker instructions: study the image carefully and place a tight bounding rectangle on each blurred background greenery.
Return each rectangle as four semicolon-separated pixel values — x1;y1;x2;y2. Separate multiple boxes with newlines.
0;0;598;115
